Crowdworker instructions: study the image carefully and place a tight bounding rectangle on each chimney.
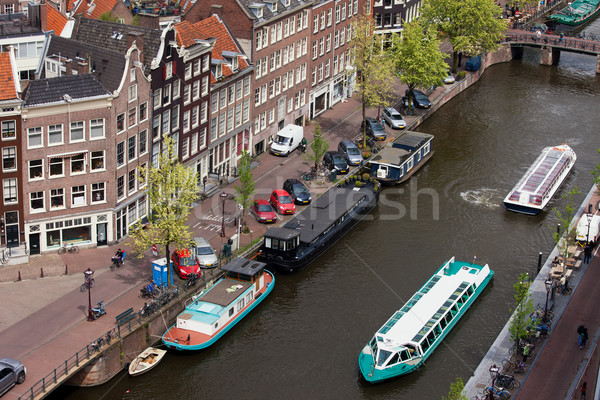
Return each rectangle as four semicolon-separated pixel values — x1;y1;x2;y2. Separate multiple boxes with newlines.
39;1;48;31
211;4;223;18
76;60;88;74
64;58;73;75
136;13;159;29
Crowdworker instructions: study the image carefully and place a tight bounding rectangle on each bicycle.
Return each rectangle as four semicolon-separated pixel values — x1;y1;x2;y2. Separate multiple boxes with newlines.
483;385;511;400
495;373;521;389
58;243;79;255
80;278;95;292
502;358;526;374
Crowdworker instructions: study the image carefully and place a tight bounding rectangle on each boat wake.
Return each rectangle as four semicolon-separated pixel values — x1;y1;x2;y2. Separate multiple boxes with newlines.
460;188;503;209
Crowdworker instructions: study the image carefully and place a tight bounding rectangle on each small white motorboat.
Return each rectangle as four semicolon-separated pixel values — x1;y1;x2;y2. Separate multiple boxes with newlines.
128;347;166;376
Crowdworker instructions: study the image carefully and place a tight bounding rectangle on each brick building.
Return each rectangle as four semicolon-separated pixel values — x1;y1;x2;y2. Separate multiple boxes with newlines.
372;0;420;36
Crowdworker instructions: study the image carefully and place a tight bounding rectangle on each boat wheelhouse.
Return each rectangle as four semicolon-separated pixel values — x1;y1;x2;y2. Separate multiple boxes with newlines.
162;257;274;351
358;257;494;383
368;131;434;185
503;145;576;215
258;181;379;272
549;0;600;25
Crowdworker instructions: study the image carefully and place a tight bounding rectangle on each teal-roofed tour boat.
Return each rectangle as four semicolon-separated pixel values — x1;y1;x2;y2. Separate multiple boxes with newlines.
162;257;274;351
358;257;494;383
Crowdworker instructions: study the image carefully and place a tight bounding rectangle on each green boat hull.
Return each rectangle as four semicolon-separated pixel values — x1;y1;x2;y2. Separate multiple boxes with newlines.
550;0;600;25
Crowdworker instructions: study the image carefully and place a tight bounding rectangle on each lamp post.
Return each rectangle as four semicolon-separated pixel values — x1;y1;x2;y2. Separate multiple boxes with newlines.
85;268;94;321
586;204;593;243
220;193;227;238
543;278;552;323
237;204;243;251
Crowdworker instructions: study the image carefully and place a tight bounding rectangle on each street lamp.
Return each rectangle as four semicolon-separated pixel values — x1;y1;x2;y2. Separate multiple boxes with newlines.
85;268;95;321
220;193;228;238
586;204;593;243
236;204;243;250
543;278;552;323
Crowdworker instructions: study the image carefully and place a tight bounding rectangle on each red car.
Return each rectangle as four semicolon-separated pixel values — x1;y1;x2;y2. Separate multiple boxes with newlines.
270;190;296;215
250;199;278;223
171;248;201;279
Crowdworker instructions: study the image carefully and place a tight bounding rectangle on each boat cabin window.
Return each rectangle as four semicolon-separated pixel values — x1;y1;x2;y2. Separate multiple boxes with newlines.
400;349;411;361
457;297;464;308
377;349;392;366
229;308;234;317
423;142;430;155
236;298;245;312
450;304;459;316
440;317;448;329
427;331;436;345
421;338;430;352
246;291;253;303
445;313;453;324
467;285;474;296
387;352;400;366
434;324;442;336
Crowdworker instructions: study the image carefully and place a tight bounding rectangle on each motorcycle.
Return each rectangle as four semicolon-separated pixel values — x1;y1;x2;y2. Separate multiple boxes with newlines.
91;300;106;320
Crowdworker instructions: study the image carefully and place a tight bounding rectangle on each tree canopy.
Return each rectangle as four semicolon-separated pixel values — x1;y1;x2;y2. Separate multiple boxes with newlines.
508;273;535;353
420;0;508;72
304;123;329;174
234;150;255;228
130;135;198;286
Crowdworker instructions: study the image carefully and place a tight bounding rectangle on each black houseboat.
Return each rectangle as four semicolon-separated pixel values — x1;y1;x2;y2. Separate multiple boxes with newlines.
258;181;380;272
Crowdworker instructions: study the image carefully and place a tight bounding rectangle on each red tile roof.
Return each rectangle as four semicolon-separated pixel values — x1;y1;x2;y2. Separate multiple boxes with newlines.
46;4;68;34
192;15;249;83
68;0;118;20
0;53;18;101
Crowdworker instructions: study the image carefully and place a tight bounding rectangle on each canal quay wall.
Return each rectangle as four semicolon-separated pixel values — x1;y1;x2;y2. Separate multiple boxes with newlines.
463;184;599;399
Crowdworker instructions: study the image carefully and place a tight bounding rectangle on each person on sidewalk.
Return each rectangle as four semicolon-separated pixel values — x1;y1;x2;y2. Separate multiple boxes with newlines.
522;342;532;363
580;381;587;400
578;325;589;349
584;243;592;263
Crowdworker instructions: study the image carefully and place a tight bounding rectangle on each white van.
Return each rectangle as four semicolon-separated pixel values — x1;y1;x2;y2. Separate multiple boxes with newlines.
576;214;600;245
270;124;304;156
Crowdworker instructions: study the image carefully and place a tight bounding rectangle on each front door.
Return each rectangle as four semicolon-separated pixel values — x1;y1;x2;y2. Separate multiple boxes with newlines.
6;225;18;248
97;223;107;246
29;233;40;255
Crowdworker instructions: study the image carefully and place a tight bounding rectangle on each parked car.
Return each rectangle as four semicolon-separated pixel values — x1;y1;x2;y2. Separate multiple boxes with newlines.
382;107;407;129
270;190;296;215
0;358;26;397
323;151;349;174
361;117;387;140
283;179;312;204
250;199;278;223
190;237;217;269
338;140;363;166
402;89;431;109
171;248;201;279
443;72;455;84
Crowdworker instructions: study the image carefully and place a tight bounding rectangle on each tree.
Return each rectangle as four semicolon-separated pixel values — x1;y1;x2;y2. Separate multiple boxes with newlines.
508;273;535;356
442;377;468;400
551;186;581;260
99;11;120;22
234;151;254;229
130;135;198;287
590;149;600;186
420;0;508;72
349;10;398;148
389;20;449;109
304;123;329;175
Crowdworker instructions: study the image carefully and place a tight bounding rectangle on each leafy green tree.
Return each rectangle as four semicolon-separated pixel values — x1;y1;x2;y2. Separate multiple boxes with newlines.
349;10;397;148
234;151;254;228
389;20;449;109
304;123;329;175
551;186;581;259
591;149;600;186
99;11;120;22
130;135;198;286
442;377;468;400
420;0;508;72
508;273;535;355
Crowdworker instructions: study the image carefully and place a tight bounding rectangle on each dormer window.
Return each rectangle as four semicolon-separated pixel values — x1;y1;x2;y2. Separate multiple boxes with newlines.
222;51;240;73
212;59;225;79
249;3;265;18
264;0;277;12
282;0;290;6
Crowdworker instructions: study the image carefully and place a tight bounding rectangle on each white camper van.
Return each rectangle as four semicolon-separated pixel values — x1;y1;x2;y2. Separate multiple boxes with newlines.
270;124;304;156
576;214;600;245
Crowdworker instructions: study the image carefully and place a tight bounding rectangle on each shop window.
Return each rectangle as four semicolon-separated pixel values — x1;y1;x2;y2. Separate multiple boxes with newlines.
29;159;43;180
49;158;64;177
72;185;86;206
50;188;64;208
30;191;44;211
92;182;105;202
71;154;85;174
91;151;104;171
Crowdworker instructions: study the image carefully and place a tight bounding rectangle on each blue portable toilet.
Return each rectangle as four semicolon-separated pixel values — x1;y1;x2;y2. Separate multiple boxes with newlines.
465;56;481;72
152;257;174;287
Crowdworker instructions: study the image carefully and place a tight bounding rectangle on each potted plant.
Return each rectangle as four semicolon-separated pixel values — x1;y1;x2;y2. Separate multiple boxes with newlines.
457;71;467;81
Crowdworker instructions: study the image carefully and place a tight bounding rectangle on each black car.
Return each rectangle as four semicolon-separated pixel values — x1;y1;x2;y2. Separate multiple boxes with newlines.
402;89;431;109
361;117;387;140
323;151;349;174
283;178;312;204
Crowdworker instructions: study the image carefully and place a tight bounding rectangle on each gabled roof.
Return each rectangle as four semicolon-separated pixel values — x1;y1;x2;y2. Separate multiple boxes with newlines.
23;74;110;107
44;35;126;92
0;52;19;101
192;15;250;83
46;4;69;35
71;16;162;72
68;0;120;20
174;20;209;49
236;0;312;22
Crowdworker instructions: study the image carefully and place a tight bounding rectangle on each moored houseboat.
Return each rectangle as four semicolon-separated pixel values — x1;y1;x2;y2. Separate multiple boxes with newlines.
368;131;434;185
258;180;380;273
503;144;576;215
358;257;494;383
162;257;274;351
549;0;600;26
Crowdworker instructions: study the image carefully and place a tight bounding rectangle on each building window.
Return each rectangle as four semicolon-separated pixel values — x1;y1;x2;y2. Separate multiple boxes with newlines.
70;121;84;142
72;185;86;206
211;117;217;140
171;105;180;131
92;182;105;202
139;130;147;155
49;158;63;176
128;84;137;102
128;169;137;193
27;127;42;148
128;136;137;161
3;178;17;204
201;102;208;123
90;119;105;139
117;113;125;133
162;110;170;135
2;147;16;171
184;84;191;105
185;62;192;79
91;151;104;171
193;59;201;76
182;137;189;159
203;54;210;72
200;128;207;149
117;141;125;166
48;124;63;145
227;108;234;132
139;163;148;188
202;76;209;96
1;120;15;140
139;102;148;122
117;175;125;199
328;8;332;26
192;106;199;128
243;99;250;122
30;191;44;211
152;115;160;139
71;154;85;174
163;84;171;106
172;79;180;99
193;81;200;100
219;113;226;136
29;159;43;180
50;188;64;208
153;89;161;109
212;93;218;113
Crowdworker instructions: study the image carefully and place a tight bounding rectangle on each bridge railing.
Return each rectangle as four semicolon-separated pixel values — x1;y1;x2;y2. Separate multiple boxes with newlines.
505;32;600;53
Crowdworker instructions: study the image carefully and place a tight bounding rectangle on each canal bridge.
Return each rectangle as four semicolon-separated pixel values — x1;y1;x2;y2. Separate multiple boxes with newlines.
505;29;600;73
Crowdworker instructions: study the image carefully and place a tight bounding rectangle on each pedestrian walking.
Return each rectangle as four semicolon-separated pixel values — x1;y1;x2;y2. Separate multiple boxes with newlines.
559;32;564;44
537;30;541;40
578;325;589;349
580;381;587;400
522;342;532;363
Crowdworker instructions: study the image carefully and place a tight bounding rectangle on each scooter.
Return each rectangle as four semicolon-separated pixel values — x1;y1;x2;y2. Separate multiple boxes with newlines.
91;300;106;320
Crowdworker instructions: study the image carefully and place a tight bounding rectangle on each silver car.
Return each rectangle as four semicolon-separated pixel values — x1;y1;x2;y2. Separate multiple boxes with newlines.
0;358;26;397
382;107;406;129
337;140;363;166
191;237;218;269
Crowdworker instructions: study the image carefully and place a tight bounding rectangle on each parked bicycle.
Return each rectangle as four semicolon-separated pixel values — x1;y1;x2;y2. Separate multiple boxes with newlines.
80;278;95;292
58;243;79;255
495;373;521;389
502;358;526;374
483;385;511;399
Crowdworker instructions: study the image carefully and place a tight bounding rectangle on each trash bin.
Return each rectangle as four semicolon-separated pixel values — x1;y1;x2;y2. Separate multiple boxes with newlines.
329;169;337;182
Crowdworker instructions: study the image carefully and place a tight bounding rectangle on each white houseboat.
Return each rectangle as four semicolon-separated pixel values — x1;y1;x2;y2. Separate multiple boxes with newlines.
504;145;576;215
358;257;494;383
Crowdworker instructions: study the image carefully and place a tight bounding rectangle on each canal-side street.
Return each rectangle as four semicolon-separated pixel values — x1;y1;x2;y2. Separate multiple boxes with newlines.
3;41;600;400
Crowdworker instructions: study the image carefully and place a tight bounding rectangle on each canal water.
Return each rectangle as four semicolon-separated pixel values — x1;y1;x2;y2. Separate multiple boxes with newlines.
52;34;600;400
